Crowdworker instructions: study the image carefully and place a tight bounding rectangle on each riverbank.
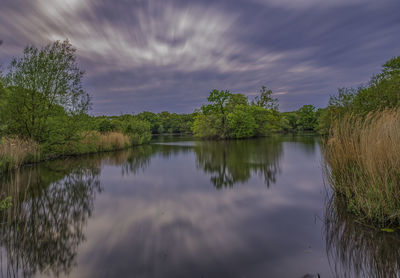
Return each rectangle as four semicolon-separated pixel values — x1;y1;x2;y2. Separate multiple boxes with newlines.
0;131;151;173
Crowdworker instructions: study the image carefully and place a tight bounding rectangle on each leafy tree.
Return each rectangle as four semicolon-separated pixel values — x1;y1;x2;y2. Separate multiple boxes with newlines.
381;56;400;78
192;114;221;138
4;40;90;142
249;106;282;135
281;112;298;131
120;118;152;145
136;111;163;134
207;89;232;113
193;88;285;139
296;105;317;131
206;89;232;136
252;86;278;110
227;105;257;138
318;56;400;133
226;93;248;112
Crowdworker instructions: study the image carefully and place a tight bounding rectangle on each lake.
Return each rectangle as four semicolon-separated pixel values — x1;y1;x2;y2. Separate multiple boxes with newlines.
1;135;399;278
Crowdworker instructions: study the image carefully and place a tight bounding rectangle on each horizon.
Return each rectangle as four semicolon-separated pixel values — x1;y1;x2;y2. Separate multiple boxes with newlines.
1;0;400;115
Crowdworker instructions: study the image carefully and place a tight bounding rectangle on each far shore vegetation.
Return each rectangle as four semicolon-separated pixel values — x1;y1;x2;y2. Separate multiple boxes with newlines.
0;40;320;173
1;40;399;229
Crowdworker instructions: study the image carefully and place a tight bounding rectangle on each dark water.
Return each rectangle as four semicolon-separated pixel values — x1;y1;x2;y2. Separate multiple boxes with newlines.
1;135;400;278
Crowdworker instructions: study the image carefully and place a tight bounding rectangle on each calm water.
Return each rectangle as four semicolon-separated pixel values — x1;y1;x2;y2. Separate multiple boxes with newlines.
1;135;400;278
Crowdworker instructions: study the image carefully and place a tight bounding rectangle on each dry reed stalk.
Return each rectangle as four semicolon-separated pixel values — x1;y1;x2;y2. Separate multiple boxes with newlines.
324;108;400;226
80;131;131;152
0;137;39;171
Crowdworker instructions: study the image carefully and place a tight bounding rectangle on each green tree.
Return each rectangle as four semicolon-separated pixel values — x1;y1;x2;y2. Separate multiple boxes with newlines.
226;93;248;112
227;105;257;138
136;111;163;134
206;89;232;137
192;114;221;138
252;86;278;110
121;118;152;145
249;105;282;135
4;40;90;142
296;105;317;131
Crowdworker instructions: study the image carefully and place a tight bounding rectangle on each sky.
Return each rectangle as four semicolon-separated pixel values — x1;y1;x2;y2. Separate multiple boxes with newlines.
0;0;399;115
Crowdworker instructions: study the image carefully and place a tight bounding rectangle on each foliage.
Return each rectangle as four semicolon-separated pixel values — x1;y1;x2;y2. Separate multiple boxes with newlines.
136;111;163;134
157;111;194;134
192;88;285;139
98;119;115;133
0;41;153;172
320;56;400;132
226;93;248;112
3;40;90;142
121;117;152;145
280;106;318;132
192;114;221;138
0;80;9;136
227;105;257;138
295;105;317;131
252;85;279;110
0;196;12;210
248;106;281;136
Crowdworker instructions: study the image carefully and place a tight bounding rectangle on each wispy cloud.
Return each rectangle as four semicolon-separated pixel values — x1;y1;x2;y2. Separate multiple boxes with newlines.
1;0;399;114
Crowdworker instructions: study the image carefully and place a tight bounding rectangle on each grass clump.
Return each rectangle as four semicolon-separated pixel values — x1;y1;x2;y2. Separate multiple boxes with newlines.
323;108;400;227
0;131;148;173
80;131;131;153
0;137;39;172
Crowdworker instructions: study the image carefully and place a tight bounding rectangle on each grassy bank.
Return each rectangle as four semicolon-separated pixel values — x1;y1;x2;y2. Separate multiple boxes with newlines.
0;137;39;172
323;109;400;227
0;131;150;173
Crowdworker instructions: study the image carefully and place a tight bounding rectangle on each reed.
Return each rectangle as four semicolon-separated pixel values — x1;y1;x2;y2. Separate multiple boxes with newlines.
79;131;131;153
323;108;400;226
0;132;133;173
0;137;39;172
96;131;131;151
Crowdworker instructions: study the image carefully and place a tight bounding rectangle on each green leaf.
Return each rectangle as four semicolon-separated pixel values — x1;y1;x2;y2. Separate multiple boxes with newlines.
381;228;395;233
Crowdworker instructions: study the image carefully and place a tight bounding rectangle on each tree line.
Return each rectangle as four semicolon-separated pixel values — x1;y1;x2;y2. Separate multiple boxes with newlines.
1;39;397;172
0;39;324;160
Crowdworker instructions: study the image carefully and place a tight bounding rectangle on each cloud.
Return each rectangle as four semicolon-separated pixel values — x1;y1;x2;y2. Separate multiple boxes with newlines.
1;0;399;114
249;0;372;9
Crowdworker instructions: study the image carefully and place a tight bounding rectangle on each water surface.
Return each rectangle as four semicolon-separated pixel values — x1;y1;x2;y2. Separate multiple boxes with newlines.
1;135;399;278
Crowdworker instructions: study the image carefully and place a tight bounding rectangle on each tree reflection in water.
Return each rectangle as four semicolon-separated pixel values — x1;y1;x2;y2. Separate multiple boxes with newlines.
0;136;320;277
0;148;164;277
0;158;102;278
325;197;400;278
194;138;283;188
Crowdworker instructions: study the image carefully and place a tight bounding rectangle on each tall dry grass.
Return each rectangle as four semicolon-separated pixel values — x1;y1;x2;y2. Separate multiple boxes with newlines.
80;131;131;153
0;137;39;172
0;132;131;173
324;108;400;226
96;131;131;151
